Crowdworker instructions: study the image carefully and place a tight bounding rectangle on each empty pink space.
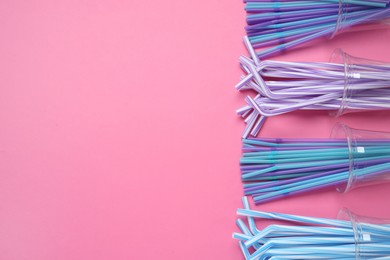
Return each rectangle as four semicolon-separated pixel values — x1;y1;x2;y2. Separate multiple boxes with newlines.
0;0;389;259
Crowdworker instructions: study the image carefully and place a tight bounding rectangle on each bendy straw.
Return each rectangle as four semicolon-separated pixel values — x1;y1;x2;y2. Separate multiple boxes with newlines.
240;135;390;204
237;47;390;138
233;197;390;260
244;0;390;58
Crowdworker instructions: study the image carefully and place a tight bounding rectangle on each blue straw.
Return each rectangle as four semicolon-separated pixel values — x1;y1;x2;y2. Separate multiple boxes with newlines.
234;197;390;259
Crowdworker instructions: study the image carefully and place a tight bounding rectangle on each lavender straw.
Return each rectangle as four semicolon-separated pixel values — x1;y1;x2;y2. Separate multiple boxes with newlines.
236;47;390;138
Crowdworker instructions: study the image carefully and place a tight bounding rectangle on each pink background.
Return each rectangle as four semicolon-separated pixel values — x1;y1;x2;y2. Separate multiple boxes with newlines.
0;1;390;259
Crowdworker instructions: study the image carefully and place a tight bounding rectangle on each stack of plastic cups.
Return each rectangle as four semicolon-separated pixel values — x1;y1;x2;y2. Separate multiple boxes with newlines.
338;208;390;259
331;0;390;39
330;49;390;117
331;123;390;193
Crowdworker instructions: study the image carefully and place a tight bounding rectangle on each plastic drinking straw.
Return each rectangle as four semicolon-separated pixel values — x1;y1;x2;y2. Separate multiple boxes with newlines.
243;0;390;58
233;197;390;260
236;45;390;138
239;137;390;204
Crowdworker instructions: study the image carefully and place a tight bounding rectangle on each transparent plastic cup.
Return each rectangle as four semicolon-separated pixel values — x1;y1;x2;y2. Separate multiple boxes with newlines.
329;49;390;117
338;208;390;259
330;0;349;39
330;0;390;39
331;123;390;193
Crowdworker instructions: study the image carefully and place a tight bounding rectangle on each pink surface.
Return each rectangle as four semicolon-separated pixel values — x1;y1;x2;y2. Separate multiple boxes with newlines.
0;1;389;259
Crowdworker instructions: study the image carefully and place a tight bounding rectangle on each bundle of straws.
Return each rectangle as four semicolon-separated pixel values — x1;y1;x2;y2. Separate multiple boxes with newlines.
241;137;390;204
233;197;390;260
244;0;390;58
236;46;390;138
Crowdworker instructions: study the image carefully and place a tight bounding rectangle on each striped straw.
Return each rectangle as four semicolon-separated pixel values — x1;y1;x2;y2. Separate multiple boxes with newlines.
233;197;390;260
236;47;390;138
243;0;390;58
240;137;390;204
